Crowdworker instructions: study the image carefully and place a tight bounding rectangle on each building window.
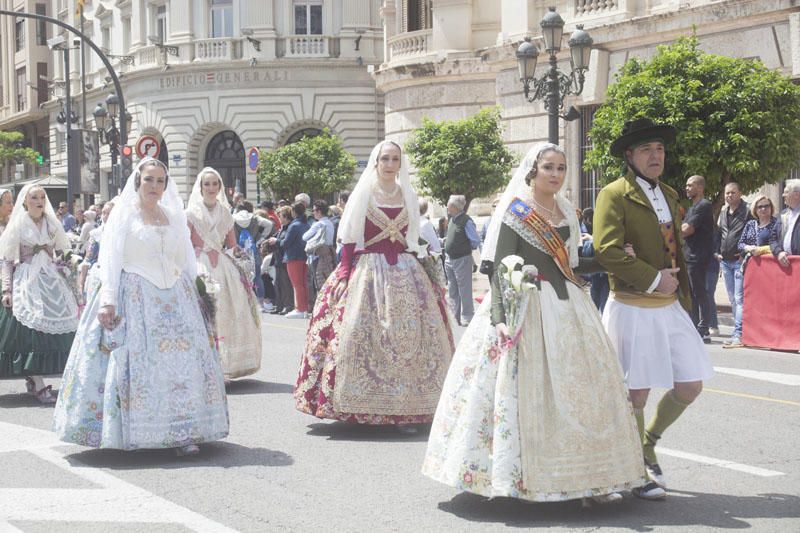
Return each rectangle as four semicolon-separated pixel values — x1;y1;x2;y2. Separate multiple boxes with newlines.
155;5;167;43
294;0;323;35
211;0;233;38
15;15;25;52
35;4;47;45
102;26;111;52
16;68;26;112
579;105;601;209
123;18;131;52
403;0;431;33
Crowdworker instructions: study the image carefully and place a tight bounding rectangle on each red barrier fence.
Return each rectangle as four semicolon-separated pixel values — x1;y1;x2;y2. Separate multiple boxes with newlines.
742;255;800;351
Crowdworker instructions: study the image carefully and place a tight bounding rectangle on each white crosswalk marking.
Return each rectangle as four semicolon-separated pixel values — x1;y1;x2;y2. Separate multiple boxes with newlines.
659;447;786;477
0;421;239;532
713;366;800;386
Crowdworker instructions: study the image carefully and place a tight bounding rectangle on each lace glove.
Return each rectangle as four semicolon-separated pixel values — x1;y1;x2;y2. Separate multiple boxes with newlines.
1;261;13;295
336;243;356;280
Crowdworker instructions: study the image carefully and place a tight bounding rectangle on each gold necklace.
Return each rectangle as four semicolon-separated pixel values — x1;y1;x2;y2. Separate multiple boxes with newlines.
374;182;400;197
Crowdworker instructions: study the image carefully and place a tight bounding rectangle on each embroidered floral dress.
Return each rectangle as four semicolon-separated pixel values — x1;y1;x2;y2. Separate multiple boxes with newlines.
294;202;455;424
423;198;645;501
0;218;77;378
187;203;262;379
53;214;229;450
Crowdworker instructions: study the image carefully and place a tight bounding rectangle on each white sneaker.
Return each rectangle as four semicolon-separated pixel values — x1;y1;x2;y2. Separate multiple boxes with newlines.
285;310;306;319
633;481;667;501
262;302;276;313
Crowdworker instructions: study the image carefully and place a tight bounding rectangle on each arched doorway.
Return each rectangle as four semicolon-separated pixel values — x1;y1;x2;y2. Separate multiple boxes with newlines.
158;139;169;168
284;127;322;145
204;130;245;194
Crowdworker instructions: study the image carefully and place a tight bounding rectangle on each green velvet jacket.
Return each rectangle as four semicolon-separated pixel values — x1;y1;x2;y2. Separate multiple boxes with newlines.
592;171;692;313
490;222;600;325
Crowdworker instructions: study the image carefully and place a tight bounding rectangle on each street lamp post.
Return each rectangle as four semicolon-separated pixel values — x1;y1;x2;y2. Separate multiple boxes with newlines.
515;7;593;145
93;93;132;196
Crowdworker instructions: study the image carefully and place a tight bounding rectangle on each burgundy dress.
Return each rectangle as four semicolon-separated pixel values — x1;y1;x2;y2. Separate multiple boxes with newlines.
294;204;454;424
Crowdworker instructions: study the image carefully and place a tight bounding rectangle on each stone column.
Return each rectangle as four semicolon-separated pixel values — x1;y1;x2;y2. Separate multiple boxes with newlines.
431;0;472;52
242;0;277;59
130;0;146;49
380;1;397;65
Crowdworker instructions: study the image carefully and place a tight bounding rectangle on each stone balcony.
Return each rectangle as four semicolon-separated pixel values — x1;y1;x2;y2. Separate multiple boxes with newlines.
282;35;335;58
387;29;432;63
194;38;243;62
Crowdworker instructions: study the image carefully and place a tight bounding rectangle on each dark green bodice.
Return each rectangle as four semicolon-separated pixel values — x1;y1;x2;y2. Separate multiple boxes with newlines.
490;222;600;325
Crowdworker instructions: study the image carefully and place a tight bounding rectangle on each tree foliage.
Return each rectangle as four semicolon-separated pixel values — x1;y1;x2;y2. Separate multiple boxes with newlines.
405;107;516;209
0;131;39;166
584;35;800;202
257;129;356;199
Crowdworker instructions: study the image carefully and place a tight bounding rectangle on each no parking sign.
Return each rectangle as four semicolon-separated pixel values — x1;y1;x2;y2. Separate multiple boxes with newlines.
247;147;259;173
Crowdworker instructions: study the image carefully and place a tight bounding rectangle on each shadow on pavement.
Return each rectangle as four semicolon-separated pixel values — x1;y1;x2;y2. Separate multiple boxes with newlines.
0;392;59;409
62;441;294;470
306;421;432;443
225;379;293;395
437;489;800;529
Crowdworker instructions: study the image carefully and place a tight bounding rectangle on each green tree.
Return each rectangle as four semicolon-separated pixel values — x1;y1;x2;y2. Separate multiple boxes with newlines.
257;129;356;199
0;131;40;168
584;35;800;204
405;107;515;209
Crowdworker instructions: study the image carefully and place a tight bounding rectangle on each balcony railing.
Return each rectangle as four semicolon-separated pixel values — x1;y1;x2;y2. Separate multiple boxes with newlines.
388;29;431;61
284;35;330;58
575;0;619;17
194;38;242;61
136;45;158;66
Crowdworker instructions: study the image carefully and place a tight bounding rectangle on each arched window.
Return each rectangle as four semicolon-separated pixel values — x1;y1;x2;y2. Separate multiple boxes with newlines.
285;127;322;146
204;130;245;193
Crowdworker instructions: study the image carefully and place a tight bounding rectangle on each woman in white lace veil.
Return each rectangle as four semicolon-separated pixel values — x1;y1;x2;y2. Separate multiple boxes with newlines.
337;140;423;257
98;157;195;313
294;140;455;432
55;157;228;455
185;166;262;381
480;143;580;272
0;184;77;403
424;142;646;505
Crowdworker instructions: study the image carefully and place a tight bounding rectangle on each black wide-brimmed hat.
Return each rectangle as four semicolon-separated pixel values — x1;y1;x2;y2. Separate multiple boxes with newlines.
610;117;676;158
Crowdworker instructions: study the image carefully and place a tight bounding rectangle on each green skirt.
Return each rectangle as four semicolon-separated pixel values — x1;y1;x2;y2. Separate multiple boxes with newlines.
0;306;74;378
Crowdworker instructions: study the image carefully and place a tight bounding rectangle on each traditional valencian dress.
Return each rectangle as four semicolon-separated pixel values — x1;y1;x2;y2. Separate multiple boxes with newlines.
423;197;645;501
53;208;229;450
187;201;262;379
294;200;455;424
0;216;77;379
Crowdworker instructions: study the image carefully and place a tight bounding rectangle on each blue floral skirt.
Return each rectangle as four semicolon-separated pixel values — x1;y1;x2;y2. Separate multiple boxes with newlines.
53;272;229;450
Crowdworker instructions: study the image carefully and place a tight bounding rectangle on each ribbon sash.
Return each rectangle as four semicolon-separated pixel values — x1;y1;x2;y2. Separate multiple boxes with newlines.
505;197;583;287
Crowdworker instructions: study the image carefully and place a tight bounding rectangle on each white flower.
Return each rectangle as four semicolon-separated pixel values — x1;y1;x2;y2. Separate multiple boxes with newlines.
500;254;524;274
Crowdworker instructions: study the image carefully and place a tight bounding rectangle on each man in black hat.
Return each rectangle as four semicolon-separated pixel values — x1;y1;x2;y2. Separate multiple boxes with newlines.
593;118;714;501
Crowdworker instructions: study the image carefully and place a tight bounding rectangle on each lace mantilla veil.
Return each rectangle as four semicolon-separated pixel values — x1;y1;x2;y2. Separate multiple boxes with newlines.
0;183;70;262
98;157;196;308
186;166;234;236
337;140;424;256
480;142;580;269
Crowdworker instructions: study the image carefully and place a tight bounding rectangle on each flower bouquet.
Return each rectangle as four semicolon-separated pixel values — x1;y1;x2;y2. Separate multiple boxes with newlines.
489;255;539;362
55;250;85;307
195;274;220;347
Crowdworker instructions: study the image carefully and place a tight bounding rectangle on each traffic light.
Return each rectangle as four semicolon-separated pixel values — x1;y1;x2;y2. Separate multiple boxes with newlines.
120;145;133;180
35;154;44;165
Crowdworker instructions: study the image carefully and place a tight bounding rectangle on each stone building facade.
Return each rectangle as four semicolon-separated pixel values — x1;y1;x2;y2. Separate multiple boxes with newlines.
375;0;800;209
4;0;385;201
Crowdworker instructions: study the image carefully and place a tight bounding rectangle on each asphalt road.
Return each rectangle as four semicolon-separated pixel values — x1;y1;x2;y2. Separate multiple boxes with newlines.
1;313;799;532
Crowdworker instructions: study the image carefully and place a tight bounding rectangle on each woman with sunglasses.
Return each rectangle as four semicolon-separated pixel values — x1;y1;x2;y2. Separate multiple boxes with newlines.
725;195;778;348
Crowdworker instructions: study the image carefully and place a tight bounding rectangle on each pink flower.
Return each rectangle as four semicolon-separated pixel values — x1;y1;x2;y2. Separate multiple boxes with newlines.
463;472;473;485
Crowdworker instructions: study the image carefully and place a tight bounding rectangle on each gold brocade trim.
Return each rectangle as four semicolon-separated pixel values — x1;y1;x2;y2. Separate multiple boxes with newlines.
364;203;408;248
611;291;678;308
